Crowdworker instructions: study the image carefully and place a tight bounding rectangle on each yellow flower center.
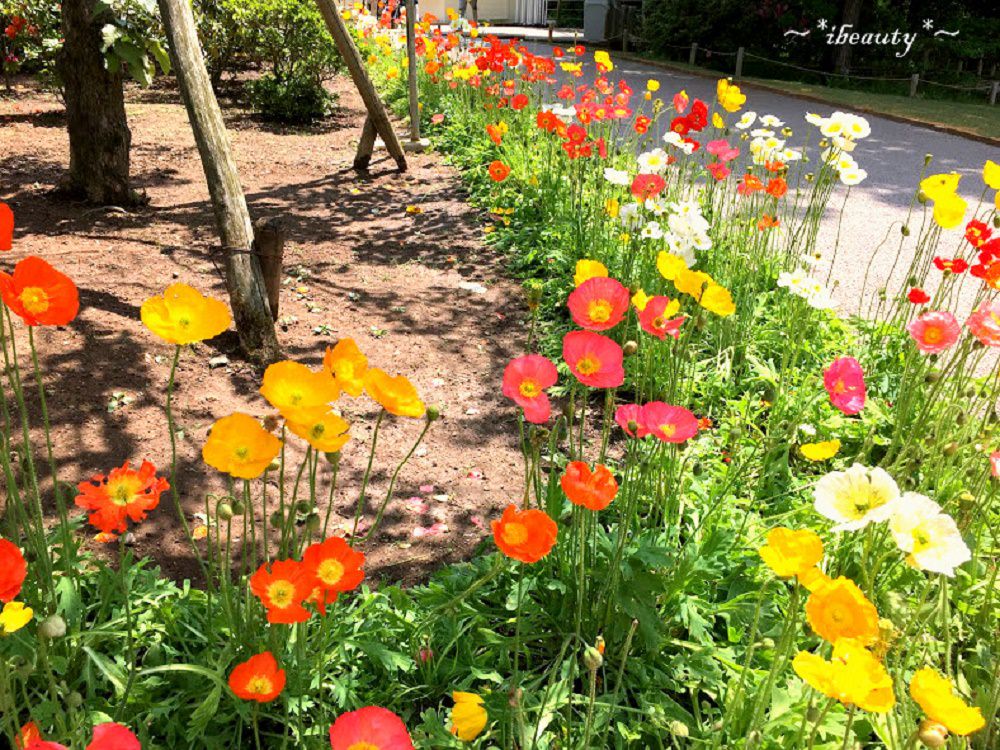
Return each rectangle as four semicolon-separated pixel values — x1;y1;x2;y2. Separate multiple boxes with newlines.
911;525;932;553
310;423;326;439
107;476;141;507
246;676;273;695
833;379;847;394
267;580;296;608
576;356;601;376
518;379;541;398
317;558;345;586
347;743;380;750
659;423;676;437
588;299;613;323
653;316;666;329
924;326;943;344
502;522;528;546
235;446;250;460
19;286;49;315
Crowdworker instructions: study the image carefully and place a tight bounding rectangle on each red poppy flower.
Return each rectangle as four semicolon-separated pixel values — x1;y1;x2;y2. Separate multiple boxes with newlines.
0;538;27;602
561;461;618;511
907;287;930;304
486;123;505;145
15;723;66;750
562;330;624;388
492;504;558;563
630;173;666;201
707;162;730;181
501;354;558;423
74;461;169;536
229;652;286;703
488;161;511;182
634;115;651;134
614;403;648;438
511;93;529;110
765;177;787;198
0;202;13;251
669;116;690;135
329;706;415;750
823;357;866;415
86;723;140;750
638;296;685;340
933;257;968;274
687;100;708;130
640;402;699;443
302;536;365;614
965;219;992;248
567;276;629;331
0;256;79;326
249;559;314;624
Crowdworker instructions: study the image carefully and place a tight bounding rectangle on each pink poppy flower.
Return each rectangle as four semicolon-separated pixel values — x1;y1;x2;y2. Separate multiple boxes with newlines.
329;707;414;750
87;724;141;750
706;139;739;162
673;90;689;113
502;354;558;423
706;162;730;181
639;402;699;443
823;357;866;415
567;276;630;331
562;330;624;388
907;310;960;354
965;300;1000;347
615;404;648;437
991;451;1000;478
638;296;685;340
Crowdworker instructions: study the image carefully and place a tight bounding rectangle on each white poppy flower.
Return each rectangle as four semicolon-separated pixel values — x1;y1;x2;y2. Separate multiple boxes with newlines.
889;493;971;576
814;463;901;532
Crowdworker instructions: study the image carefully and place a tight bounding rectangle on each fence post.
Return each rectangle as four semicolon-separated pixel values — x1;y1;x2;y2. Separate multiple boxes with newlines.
689;42;697;66
990;81;999;106
909;73;919;97
735;46;744;80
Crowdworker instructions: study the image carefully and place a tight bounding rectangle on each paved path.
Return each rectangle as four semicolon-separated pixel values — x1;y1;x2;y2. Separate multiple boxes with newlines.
483;32;1000;315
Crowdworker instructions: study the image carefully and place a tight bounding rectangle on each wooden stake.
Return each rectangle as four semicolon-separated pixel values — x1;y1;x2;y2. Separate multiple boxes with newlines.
253;217;285;321
354;116;379;170
157;0;281;364
313;0;407;171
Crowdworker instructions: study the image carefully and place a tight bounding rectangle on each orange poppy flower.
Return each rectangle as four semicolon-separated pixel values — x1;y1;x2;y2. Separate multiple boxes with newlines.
561;461;618;511
364;368;425;418
302;536;365;614
249;559;314;624
74;460;169;535
0;256;79;326
0;537;27;602
286;408;351;454
757;214;779;231
140;283;231;346
260;360;340;421
229;651;286;703
488;160;511;182
323;338;368;397
0;202;13;252
765;177;787;198
202;413;282;479
492;504;558;563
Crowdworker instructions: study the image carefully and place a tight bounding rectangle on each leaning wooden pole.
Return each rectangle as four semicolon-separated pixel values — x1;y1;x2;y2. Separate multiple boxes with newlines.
314;0;407;171
157;0;281;364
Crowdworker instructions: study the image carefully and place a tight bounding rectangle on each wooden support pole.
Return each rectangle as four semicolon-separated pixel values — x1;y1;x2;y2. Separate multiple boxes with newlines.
156;0;281;364
990;81;999;106
734;46;744;80
313;0;407;171
909;73;919;98
689;42;697;66
253;217;285;321
354;116;378;170
406;0;420;142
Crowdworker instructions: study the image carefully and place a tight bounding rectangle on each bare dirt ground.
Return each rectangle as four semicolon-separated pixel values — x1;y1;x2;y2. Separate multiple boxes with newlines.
0;74;527;584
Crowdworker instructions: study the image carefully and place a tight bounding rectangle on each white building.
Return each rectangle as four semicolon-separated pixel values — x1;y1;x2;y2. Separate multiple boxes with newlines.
418;0;549;25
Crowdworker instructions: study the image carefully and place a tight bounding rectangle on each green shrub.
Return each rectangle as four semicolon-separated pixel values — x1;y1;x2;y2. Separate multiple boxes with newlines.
245;70;334;123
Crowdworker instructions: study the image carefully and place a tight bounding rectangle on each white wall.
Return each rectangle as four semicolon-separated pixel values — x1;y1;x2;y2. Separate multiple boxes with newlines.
420;0;515;23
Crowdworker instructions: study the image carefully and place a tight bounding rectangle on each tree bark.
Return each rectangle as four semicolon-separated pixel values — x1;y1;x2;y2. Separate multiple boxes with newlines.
833;0;863;75
157;0;281;364
58;0;134;205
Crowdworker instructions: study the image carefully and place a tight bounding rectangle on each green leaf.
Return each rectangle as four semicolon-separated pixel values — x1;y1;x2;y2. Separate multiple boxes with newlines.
187;683;222;740
83;646;127;694
148;39;171;75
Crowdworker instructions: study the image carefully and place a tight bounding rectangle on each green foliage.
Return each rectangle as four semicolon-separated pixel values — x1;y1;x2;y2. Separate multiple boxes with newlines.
245;71;334;124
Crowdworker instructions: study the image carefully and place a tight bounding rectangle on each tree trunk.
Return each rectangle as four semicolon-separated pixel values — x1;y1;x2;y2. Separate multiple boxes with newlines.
157;0;281;364
833;0;863;76
58;0;134;205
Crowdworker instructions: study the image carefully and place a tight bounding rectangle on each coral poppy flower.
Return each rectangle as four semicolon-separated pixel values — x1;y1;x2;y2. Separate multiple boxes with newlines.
501;354;558;423
823;357;866;415
907;311;960;354
0;256;79;327
630;173;666;201
908;287;930;304
302;536;365;614
324;338;368;397
0;538;27;602
329;706;415;750
561;461;618;511
140;283;231;345
511;93;529;110
75;460;169;535
261;360;340;421
488;160;511;182
966;300;1000;346
250;559;314;624
492;504;558;563
86;723;140;750
640;402;699;443
229;652;286;703
0;202;13;252
567;276;629;331
637;296;683;340
765;177;787;198
614;403;647;437
364;368;425;418
562;330;624;388
451;692;488;741
202;413;282;479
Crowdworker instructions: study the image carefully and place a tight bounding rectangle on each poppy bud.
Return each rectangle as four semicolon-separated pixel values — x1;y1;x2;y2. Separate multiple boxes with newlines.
217;503;234;520
595;635;605;655
691;461;702;476
907;275;918;287
805;172;814;182
964;386;976;397
993;216;1000;229
263;414;281;433
269;511;283;527
582;645;603;671
901;225;910;236
231;500;245;516
670;722;689;738
623;340;638;356
917;720;948;748
924;370;941;383
956;411;966;425
267;460;281;473
324;451;341;467
426;404;441;422
923;153;933;166
306;514;321;534
627;420;639;433
295;501;312;515
38;615;66;639
917;190;928;204
760;637;775;649
806;705;820;722
819;139;829;148
66;691;84;709
943;442;958;457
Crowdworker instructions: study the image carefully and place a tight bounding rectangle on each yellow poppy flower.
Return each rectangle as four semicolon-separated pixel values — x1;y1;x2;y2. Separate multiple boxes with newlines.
656;250;688;281
758;527;824;578
451;691;488;741
260;361;340;420
0;601;33;634
932;193;967;229
699;284;735;316
805;576;880;645
674;268;713;301
604;198;620;219
793;639;895;713
646;79;660;92
574;259;609;287
364;368;425;418
716;78;746;113
286;408;351;454
800;439;841;461
594;50;613;72
140;283;231;346
202;413;282;479
984;159;1000;189
712;112;724;128
909;667;985;736
324;339;368;397
631;288;651;311
919;173;960;202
